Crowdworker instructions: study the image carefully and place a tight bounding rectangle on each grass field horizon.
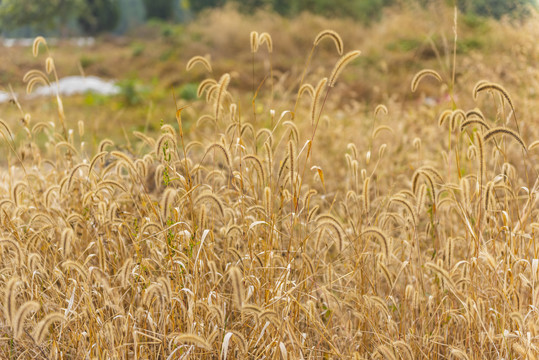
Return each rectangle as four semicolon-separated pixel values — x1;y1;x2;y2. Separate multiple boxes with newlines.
1;3;539;359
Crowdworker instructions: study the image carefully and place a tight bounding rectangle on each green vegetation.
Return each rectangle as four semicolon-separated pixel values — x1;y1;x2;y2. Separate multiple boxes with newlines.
0;0;83;32
143;0;175;20
1;0;536;36
78;0;120;35
457;0;535;19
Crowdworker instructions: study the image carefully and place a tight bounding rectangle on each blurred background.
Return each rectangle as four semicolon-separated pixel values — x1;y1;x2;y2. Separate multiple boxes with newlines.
0;0;537;37
0;0;537;147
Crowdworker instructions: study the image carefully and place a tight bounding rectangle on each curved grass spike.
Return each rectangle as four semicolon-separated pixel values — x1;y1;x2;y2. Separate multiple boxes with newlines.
373;125;394;139
313;30;344;55
528;140;539;151
197;78;217;98
316;214;346;235
160;188;177;220
466;108;485;120
484;181;494;212
374;104;388;118
23;70;50;94
13;301;40;339
31;36;68;139
483;127;526;150
474;82;523;135
473;82;514;111
393;340;414;360
276;152;289;182
294;29;344;115
476;134;485;210
186;55;212;73
173;333;211;350
133;131;155;148
196;193;224;216
45;56;55;75
258;32;273;53
298;83;314;99
98;138;114;152
472;80;490;100
33;313;65;344
32;36;47;57
0;238;24;267
4;278;23;323
363;177;370;213
204;143;232;170
411;69;443;92
360;227;389;258
60;228;74;258
389;196;417;228
375;344;397;360
244;154;266;185
450;109;466;131
311;78;328;125
67;163;89;191
288;140;296;198
250;31;259;53
328;50;361;87
460;118;491;132
317;221;344;252
228;266;244;308
214;73;231;122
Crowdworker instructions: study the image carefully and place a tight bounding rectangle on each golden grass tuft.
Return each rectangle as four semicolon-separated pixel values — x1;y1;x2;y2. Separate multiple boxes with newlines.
1;18;538;358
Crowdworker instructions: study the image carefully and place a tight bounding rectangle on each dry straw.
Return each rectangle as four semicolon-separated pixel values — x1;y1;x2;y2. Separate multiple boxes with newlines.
1;28;537;359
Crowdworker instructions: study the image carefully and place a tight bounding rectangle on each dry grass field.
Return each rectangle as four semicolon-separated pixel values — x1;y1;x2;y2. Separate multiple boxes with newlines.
1;4;539;359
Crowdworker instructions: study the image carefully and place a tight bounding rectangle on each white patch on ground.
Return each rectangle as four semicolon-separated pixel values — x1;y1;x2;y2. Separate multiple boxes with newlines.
2;37;95;47
0;91;10;103
30;76;120;97
0;76;120;103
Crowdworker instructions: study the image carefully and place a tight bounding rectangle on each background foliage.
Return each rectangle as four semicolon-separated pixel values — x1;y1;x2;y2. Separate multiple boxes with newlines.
0;0;536;36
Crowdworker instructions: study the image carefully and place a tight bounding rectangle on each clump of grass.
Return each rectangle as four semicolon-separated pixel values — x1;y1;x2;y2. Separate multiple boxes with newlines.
0;16;538;359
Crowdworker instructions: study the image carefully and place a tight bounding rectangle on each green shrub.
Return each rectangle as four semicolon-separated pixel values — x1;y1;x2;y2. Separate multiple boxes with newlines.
117;79;146;106
456;0;536;19
143;0;174;20
78;0;120;35
179;83;199;101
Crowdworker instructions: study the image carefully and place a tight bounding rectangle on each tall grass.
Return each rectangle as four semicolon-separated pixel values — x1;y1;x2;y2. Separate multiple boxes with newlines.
0;11;539;358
